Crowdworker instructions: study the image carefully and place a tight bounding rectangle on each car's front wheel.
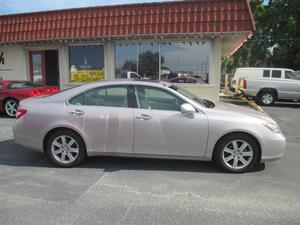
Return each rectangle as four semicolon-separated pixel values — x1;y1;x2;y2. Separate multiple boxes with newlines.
4;98;18;117
214;133;259;173
46;129;86;167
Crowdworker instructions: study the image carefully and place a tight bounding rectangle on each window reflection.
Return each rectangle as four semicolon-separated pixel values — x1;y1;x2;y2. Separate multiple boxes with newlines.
115;42;210;83
161;43;210;83
138;44;159;80
115;45;137;78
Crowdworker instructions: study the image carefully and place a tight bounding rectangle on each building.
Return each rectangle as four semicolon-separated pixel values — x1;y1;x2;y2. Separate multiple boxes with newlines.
0;0;255;101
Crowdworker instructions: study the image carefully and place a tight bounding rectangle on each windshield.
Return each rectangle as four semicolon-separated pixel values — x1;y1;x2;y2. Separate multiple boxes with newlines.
170;85;215;108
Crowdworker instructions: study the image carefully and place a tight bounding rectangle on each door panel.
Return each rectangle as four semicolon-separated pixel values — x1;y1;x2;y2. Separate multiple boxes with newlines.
65;104;134;153
133;108;208;157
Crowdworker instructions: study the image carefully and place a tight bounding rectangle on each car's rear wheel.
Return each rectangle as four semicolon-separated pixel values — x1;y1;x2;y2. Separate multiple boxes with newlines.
4;98;18;117
46;129;86;167
214;134;259;173
257;91;276;106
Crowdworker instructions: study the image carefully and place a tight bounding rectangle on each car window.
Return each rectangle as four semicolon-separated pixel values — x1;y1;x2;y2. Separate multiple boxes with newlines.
263;70;270;78
272;70;282;78
170;78;186;83
135;86;185;111
186;78;197;83
130;73;140;78
6;82;42;89
0;83;2;90
83;85;128;107
69;93;84;105
6;82;26;89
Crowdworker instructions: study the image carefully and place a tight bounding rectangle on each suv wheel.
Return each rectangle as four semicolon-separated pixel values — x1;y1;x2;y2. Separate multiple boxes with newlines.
257;91;276;106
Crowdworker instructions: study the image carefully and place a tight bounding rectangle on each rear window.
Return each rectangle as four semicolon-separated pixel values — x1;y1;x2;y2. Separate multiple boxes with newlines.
272;70;282;78
6;82;42;89
263;70;270;78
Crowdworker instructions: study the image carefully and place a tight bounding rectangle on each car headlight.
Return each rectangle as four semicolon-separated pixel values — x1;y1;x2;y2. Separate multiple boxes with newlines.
263;123;281;133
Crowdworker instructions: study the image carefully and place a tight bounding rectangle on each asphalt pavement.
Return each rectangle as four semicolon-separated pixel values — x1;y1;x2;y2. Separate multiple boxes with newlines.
0;101;299;225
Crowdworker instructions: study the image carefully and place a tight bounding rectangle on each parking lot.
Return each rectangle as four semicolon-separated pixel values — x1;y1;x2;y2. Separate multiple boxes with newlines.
0;101;300;225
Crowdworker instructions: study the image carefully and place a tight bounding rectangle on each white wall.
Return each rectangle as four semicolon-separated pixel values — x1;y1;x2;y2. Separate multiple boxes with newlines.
0;46;27;80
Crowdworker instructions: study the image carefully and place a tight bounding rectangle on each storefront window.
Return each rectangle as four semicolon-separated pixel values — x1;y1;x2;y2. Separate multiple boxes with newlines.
115;45;137;78
161;43;210;83
138;44;159;80
115;42;210;83
69;45;104;82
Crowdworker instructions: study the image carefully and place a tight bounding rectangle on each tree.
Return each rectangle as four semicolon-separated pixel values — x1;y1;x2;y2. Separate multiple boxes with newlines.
223;0;300;73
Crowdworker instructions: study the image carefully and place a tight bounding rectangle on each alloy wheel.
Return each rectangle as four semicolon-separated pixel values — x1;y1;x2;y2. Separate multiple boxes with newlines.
51;135;79;164
222;140;253;170
5;100;18;117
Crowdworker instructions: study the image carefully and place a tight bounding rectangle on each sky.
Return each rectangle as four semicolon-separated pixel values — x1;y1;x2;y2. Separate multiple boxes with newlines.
0;0;171;15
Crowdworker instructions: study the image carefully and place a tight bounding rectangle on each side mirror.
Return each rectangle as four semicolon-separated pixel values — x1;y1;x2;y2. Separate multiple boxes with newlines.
180;103;196;116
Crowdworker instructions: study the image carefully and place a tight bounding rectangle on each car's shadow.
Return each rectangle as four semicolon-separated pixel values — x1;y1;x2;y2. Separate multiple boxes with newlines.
221;98;300;108
0;139;265;173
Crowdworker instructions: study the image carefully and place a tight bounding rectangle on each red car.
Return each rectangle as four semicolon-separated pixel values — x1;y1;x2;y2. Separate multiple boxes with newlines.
0;80;59;117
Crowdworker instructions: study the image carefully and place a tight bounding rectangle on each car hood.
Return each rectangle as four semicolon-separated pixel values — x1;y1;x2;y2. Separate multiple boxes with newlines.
204;102;276;124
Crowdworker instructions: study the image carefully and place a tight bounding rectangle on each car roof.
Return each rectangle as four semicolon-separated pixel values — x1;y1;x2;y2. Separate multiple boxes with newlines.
77;79;172;89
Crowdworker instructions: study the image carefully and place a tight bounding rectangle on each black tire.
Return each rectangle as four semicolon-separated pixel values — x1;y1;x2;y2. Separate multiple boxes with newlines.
4;98;18;117
214;133;259;173
46;129;86;167
256;91;276;106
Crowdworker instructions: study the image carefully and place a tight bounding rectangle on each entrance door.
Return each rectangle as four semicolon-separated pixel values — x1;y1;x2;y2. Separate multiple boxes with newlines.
29;50;60;86
29;51;45;84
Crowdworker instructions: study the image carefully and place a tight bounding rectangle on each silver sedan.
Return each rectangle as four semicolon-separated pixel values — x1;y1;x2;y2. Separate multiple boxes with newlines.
13;80;286;172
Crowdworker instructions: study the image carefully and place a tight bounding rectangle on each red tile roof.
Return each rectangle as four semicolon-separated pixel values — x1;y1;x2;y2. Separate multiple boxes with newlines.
0;0;255;44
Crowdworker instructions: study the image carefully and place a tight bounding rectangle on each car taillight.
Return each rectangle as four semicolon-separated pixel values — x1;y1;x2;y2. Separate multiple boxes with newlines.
16;109;27;119
241;79;247;89
30;90;42;96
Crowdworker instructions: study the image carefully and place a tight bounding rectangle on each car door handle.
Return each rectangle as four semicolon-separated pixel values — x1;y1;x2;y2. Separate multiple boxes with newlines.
69;109;85;116
135;114;152;121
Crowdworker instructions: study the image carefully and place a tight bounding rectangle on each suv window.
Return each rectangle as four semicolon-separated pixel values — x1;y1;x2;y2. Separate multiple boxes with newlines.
272;70;282;78
285;71;293;79
135;86;184;111
263;70;270;78
69;85;129;108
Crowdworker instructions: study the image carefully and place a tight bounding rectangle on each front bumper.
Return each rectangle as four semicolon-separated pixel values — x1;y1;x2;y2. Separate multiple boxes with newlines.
260;132;286;162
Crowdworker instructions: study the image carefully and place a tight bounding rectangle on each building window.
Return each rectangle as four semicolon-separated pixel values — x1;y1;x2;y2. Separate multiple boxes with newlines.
161;43;210;83
115;42;210;84
115;45;137;78
69;45;104;82
138;44;160;80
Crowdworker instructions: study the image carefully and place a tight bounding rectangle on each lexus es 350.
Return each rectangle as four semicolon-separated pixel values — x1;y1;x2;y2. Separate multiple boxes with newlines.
13;80;286;173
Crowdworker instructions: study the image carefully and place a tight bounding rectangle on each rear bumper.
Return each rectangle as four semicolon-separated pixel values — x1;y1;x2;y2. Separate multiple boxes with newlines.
260;133;286;162
241;89;258;97
13;119;43;152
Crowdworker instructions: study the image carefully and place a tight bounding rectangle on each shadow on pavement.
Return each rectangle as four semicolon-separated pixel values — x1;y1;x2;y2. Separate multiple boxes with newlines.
221;97;300;108
0;139;265;173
